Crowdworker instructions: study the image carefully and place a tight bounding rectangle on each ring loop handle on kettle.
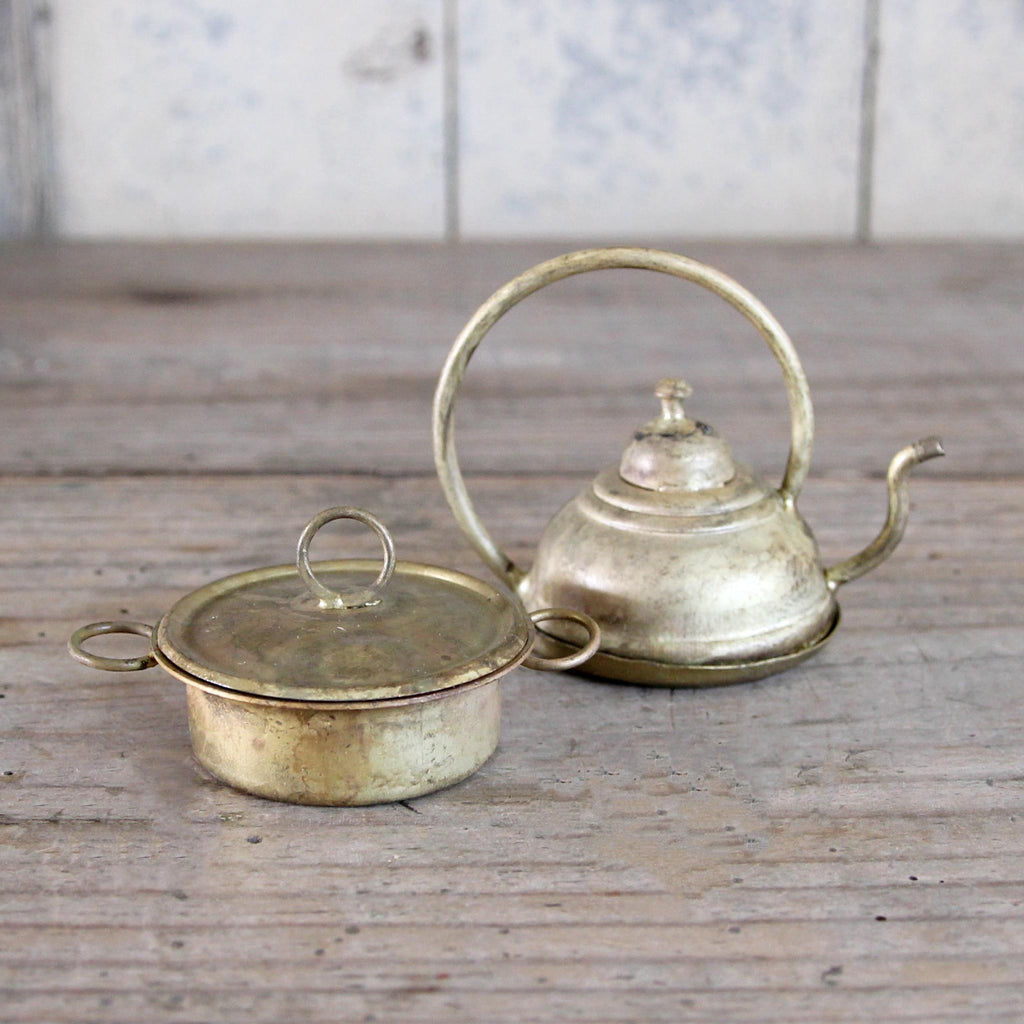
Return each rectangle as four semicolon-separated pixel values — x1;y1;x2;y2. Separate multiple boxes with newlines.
432;246;815;590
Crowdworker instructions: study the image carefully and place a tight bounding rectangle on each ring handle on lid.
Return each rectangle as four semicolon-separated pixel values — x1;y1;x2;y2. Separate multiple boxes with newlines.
68;621;157;672
432;246;815;590
524;608;602;672
296;507;396;609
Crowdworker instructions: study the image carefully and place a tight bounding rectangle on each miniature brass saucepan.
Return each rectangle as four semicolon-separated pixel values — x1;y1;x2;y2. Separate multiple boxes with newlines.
69;507;599;805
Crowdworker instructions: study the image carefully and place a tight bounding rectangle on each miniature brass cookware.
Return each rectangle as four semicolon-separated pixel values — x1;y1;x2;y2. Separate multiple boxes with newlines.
433;247;943;686
69;507;599;805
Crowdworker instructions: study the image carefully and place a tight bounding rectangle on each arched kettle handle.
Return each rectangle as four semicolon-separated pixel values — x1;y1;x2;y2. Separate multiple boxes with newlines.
432;246;815;589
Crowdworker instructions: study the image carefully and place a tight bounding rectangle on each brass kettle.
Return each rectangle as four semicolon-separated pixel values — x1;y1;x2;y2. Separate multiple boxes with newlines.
433;248;943;686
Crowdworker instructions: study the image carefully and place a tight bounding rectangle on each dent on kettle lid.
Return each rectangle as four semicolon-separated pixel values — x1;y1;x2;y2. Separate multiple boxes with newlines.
156;508;532;703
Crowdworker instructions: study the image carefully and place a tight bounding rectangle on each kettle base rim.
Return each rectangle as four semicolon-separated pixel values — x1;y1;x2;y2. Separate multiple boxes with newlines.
531;609;841;688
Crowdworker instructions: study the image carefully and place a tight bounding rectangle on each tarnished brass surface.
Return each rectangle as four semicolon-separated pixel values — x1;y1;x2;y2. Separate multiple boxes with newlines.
157;649;504;806
433;247;816;591
69;620;156;672
432;247;943;685
522;462;837;667
296;506;396;609
618;378;737;491
69;506;601;804
523;607;602;672
530;610;841;687
156;558;532;702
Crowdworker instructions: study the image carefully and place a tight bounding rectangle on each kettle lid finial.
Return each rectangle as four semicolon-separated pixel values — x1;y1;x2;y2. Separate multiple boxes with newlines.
618;378;737;492
654;377;693;423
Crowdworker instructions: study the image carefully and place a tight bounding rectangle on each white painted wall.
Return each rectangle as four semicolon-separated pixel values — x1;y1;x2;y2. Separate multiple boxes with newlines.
459;0;865;238
21;0;1024;239
51;0;445;238
874;0;1024;238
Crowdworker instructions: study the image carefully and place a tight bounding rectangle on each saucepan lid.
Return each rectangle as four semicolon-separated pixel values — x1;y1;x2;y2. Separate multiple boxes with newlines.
71;507;600;701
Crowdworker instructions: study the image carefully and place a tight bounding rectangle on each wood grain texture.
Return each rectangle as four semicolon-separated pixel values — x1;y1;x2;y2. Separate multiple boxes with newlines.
0;241;1022;477
1;242;1022;1022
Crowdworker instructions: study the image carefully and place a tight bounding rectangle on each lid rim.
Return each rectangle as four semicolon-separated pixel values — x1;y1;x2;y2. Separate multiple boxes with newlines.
153;646;524;708
592;464;770;519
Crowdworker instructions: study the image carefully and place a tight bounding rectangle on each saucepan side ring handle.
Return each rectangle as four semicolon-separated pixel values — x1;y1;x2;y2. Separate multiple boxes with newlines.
524;608;602;672
432;246;815;590
69;621;157;672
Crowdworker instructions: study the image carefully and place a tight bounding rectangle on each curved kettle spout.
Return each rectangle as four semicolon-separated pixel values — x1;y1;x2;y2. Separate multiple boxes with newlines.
825;437;944;590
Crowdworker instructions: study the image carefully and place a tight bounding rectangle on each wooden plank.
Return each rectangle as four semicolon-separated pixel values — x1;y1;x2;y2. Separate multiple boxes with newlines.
0;241;1021;476
1;471;1022;1022
1;240;1021;1022
1;985;1021;1024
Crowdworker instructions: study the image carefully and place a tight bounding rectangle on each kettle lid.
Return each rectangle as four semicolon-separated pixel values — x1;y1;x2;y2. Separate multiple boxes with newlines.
619;379;737;491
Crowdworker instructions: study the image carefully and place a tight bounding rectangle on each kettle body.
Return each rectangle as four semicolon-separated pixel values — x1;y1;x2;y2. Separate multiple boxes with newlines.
522;465;836;669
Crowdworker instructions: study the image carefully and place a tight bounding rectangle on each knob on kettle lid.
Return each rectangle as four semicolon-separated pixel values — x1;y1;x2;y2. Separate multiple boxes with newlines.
618;378;737;491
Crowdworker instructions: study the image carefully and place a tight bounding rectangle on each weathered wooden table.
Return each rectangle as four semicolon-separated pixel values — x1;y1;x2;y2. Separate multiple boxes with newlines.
1;242;1022;1022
